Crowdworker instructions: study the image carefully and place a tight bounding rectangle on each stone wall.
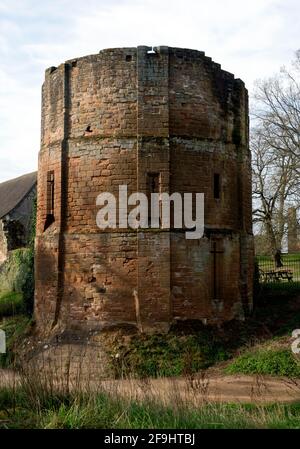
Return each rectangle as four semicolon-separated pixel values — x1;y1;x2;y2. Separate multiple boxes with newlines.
0;221;7;264
0;186;36;264
35;46;254;335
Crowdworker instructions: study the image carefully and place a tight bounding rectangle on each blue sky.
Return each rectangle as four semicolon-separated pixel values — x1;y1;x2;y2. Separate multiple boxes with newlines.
0;0;299;182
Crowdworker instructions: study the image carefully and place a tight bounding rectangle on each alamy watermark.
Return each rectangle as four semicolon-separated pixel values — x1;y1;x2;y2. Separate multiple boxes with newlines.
96;185;204;239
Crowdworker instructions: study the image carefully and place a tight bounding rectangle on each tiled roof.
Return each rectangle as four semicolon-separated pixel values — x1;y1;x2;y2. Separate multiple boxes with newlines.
0;172;37;219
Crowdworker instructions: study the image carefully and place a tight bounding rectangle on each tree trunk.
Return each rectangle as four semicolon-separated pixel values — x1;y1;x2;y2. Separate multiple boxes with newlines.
264;220;283;266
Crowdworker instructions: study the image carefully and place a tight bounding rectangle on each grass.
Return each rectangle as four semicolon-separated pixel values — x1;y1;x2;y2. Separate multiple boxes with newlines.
0;386;300;429
256;253;300;284
0;315;32;368
0;291;23;317
110;331;230;378
106;256;300;379
2;280;298;379
223;287;300;378
2;238;300;428
0;282;299;429
256;254;300;263
225;349;300;377
108;286;300;378
0;282;299;381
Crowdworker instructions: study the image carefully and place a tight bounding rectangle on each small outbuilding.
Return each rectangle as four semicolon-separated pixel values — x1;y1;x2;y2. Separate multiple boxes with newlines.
0;172;37;264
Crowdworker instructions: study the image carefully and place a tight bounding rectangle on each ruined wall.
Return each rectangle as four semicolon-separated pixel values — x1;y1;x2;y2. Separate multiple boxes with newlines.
35;46;253;334
0;186;36;264
8;187;36;247
11;187;36;229
0;221;7;264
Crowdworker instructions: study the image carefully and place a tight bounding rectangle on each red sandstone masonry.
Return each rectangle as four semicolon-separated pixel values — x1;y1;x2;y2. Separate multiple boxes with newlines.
35;46;254;335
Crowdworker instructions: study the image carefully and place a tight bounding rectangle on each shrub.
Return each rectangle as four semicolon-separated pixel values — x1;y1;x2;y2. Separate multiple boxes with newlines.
0;198;36;315
0;315;32;367
110;332;230;378
0;249;34;315
225;349;300;378
18;247;34;315
0;291;23;317
21;197;36;315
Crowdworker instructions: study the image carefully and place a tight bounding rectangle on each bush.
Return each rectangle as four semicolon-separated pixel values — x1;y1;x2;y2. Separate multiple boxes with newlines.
0;249;28;293
225;349;300;378
0;249;34;315
110;332;230;378
0;199;36;315
18;247;34;315
0;291;23;317
0;315;32;367
21;197;36;315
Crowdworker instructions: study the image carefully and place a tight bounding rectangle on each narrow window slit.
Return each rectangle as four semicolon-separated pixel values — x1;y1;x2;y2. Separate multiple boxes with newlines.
214;173;221;199
44;171;55;231
147;173;161;227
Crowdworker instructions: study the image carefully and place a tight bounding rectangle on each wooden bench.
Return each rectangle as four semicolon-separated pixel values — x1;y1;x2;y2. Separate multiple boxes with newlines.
259;268;293;283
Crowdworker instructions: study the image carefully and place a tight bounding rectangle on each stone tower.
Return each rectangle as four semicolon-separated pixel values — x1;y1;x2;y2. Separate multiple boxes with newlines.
35;46;254;335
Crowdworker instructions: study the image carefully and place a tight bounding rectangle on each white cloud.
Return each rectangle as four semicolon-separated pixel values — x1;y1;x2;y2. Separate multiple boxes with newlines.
0;0;299;182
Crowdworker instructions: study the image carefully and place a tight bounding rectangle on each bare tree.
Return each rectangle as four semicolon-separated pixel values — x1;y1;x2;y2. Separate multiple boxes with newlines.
253;50;300;169
252;129;298;259
251;51;300;262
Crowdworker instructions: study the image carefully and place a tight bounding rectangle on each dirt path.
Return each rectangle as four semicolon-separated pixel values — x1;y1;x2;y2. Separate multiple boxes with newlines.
102;374;300;404
1;368;300;404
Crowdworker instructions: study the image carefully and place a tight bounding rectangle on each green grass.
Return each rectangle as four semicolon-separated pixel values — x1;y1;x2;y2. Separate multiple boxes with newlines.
0;315;32;368
225;349;300;377
0;291;23;317
106;284;300;378
0;245;35;315
0;387;300;429
110;331;231;378
1;284;299;381
256;254;300;262
109;285;300;379
256;254;300;284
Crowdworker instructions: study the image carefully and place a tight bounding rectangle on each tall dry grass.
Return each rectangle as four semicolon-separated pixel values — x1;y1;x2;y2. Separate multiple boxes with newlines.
1;343;300;429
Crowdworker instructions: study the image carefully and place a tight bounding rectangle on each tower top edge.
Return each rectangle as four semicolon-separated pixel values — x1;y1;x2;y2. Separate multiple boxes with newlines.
45;46;240;82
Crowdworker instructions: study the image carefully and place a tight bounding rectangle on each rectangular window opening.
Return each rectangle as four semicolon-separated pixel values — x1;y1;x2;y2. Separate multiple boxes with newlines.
214;173;221;200
147;173;161;227
44;171;55;231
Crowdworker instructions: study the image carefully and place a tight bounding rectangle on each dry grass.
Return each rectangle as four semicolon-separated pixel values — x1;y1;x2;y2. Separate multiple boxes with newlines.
1;347;300;429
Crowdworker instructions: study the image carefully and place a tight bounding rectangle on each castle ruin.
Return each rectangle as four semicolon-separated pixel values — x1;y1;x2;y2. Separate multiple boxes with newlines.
35;46;254;335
